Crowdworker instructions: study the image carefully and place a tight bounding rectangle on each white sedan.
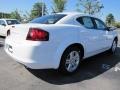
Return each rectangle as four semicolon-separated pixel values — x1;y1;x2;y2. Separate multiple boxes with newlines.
0;19;20;36
5;12;118;74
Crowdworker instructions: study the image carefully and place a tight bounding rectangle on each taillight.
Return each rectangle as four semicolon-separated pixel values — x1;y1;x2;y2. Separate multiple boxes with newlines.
26;28;49;41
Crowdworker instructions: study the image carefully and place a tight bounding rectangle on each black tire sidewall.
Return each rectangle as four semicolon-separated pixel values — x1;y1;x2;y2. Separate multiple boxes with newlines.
59;47;81;74
110;40;117;54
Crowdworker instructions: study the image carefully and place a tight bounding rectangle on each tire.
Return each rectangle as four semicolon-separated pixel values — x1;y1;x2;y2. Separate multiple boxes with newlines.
59;46;82;74
109;39;117;54
7;30;10;36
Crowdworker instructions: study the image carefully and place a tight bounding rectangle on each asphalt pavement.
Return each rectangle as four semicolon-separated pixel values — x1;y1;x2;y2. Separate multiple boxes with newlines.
0;30;120;90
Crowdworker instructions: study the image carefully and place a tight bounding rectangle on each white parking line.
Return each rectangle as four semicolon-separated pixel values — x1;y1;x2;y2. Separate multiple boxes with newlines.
115;67;120;72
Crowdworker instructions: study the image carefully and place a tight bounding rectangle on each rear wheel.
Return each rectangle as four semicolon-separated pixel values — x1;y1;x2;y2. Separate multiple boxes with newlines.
59;47;82;74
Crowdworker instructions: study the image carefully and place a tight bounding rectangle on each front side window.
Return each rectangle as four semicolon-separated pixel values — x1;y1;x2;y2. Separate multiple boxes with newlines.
0;20;6;25
30;14;66;24
6;20;20;25
94;19;106;30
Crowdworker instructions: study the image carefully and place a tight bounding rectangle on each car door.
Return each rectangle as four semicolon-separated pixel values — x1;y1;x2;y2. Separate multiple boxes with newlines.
77;16;106;57
93;18;111;49
0;20;6;36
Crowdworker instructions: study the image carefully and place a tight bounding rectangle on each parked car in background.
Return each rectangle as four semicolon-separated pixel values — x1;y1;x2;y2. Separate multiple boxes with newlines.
5;12;118;74
0;19;20;36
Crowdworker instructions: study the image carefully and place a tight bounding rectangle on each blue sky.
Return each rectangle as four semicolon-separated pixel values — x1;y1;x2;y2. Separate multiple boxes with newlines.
0;0;120;21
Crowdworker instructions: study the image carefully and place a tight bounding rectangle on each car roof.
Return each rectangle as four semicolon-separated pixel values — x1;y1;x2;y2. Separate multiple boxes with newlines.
57;12;98;19
57;12;84;15
54;12;103;25
0;18;17;20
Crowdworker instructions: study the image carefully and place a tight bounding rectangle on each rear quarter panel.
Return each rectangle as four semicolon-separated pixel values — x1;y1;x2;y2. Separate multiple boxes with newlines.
40;24;83;69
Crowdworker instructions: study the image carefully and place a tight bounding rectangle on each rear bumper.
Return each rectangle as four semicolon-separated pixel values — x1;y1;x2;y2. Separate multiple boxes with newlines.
4;37;59;69
5;49;49;69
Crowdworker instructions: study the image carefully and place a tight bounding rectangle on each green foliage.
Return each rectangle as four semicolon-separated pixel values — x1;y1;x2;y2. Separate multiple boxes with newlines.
52;0;67;13
77;0;104;15
114;22;120;28
0;12;11;18
106;13;115;26
30;2;47;20
10;10;22;22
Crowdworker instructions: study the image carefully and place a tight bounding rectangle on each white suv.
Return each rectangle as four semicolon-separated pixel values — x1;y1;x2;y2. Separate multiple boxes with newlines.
0;19;20;36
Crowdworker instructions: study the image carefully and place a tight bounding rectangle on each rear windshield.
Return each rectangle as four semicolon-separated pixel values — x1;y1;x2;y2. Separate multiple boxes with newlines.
30;14;66;24
6;20;20;25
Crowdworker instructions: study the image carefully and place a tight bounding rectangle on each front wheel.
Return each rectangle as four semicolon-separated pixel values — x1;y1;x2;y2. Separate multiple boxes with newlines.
109;39;117;54
59;47;82;74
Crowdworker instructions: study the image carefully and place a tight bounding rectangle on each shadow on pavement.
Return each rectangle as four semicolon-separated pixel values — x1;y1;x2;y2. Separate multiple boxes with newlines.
0;44;4;47
0;36;5;39
27;47;120;85
0;42;4;48
0;36;5;47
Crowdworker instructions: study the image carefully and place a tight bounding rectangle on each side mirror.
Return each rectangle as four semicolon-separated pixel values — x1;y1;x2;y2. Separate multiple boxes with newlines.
107;26;117;31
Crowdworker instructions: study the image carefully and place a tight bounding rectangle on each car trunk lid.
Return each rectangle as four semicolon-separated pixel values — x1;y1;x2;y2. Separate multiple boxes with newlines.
8;24;49;42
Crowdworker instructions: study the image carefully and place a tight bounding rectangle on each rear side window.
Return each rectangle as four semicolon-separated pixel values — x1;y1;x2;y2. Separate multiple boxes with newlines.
76;17;84;25
30;14;66;24
77;17;94;29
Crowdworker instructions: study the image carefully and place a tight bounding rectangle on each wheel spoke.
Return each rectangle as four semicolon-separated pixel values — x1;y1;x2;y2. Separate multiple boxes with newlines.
67;64;72;71
66;59;70;64
69;52;74;59
65;51;80;72
112;41;117;52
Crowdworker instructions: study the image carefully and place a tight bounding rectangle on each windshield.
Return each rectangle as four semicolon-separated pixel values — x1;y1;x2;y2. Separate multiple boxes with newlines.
30;14;66;24
6;20;20;25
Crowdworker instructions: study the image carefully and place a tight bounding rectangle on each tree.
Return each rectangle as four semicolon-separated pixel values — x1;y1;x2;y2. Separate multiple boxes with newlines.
30;2;47;20
106;13;115;26
76;2;81;12
10;10;22;21
77;0;104;15
114;22;120;28
52;0;67;13
22;11;31;23
0;12;11;18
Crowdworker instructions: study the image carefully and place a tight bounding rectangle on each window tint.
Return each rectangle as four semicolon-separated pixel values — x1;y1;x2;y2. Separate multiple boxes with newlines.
6;20;20;25
82;17;94;29
94;19;106;30
77;17;94;29
30;14;66;24
76;17;84;25
0;20;6;25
